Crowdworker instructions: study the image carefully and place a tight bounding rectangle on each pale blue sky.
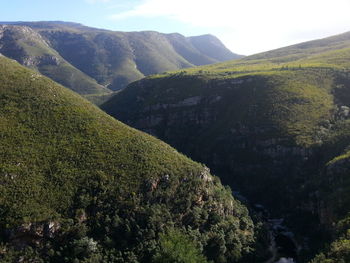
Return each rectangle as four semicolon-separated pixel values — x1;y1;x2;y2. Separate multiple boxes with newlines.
1;0;350;55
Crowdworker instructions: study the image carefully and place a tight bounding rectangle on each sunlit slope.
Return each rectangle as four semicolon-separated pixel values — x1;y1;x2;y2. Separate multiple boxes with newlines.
149;31;350;79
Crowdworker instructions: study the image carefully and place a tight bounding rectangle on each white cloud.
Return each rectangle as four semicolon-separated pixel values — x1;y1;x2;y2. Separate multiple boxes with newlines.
109;0;350;54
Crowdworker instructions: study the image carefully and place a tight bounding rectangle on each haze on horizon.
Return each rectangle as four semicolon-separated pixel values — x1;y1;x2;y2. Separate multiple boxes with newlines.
1;0;350;55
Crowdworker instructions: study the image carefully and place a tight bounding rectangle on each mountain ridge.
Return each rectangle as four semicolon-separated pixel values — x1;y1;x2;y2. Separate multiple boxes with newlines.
0;21;241;101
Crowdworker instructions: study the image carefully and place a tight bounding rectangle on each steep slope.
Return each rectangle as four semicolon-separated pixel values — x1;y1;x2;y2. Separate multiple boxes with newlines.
0;21;241;92
0;56;254;263
0;25;111;100
102;31;350;261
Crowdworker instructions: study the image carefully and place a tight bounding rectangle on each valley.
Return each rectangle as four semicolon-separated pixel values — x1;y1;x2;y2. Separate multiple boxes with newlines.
102;30;350;262
1;18;350;263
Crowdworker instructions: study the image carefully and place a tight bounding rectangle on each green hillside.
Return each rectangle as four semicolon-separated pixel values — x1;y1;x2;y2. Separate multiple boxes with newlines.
0;56;254;262
0;24;111;102
102;30;350;262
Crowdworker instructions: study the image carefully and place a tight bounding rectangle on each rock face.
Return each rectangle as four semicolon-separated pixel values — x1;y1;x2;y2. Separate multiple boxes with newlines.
103;75;308;210
0;25;61;67
7;221;61;248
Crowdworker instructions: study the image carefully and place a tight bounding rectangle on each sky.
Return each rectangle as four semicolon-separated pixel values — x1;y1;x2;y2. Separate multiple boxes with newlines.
1;0;350;55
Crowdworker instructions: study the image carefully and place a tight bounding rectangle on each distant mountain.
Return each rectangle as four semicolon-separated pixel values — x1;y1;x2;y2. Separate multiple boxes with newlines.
0;55;254;262
0;24;110;97
102;30;350;262
164;33;242;66
188;34;241;62
0;21;241;97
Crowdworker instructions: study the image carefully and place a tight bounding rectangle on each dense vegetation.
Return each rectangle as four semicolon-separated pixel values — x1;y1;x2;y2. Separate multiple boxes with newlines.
102;30;350;262
0;56;255;262
3;19;350;262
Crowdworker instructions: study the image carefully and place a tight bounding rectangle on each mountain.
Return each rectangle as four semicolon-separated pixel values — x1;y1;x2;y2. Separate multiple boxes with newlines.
164;33;241;66
101;30;350;262
0;55;255;262
0;21;241;97
188;34;240;62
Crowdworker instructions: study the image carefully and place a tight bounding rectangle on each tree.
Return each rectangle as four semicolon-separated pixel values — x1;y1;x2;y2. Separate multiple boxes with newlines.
153;229;209;263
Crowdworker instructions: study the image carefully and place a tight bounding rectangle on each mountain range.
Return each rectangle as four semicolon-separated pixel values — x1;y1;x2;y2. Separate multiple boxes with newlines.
0;21;240;103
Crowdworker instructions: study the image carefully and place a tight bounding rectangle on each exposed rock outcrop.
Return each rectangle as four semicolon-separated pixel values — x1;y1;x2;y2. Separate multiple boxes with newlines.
7;221;60;248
